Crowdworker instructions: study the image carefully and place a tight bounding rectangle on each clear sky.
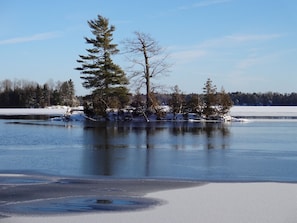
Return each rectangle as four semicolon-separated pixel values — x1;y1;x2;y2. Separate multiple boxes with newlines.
1;0;296;95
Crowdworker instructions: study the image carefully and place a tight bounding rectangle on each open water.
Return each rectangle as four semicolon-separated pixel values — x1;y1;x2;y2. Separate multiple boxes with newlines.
0;118;297;182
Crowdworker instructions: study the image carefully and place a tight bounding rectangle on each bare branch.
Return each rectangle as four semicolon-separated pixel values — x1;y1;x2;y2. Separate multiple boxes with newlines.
123;31;171;109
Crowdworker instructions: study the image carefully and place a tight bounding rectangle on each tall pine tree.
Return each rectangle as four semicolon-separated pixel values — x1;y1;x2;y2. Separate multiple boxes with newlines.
75;15;129;116
202;78;232;119
202;78;218;119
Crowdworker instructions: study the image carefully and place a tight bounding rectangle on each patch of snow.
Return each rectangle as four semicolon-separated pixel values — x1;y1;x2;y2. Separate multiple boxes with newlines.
230;106;297;118
0;106;85;116
0;108;68;116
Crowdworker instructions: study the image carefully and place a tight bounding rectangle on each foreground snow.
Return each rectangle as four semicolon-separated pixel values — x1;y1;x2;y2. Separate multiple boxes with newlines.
3;182;296;223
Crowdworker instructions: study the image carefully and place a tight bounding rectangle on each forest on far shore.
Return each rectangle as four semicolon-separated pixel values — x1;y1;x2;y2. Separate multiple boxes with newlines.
0;78;297;108
229;91;297;106
0;79;79;108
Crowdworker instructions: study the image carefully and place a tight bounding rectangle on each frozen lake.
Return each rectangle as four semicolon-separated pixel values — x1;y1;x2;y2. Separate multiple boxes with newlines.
0;114;297;182
230;106;297;118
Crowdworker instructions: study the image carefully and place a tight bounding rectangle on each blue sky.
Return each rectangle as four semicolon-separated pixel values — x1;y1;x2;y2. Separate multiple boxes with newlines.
1;0;296;95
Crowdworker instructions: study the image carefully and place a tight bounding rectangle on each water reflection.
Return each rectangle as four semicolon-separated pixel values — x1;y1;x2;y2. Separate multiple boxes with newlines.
81;122;230;177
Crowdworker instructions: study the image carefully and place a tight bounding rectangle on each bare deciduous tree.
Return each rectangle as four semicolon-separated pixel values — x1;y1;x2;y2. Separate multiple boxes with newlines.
123;32;170;110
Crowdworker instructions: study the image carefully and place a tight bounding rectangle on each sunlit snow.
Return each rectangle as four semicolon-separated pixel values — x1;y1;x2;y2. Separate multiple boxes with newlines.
230;106;297;118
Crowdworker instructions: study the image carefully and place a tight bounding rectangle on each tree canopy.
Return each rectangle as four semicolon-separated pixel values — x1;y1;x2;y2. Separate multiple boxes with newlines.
202;78;233;118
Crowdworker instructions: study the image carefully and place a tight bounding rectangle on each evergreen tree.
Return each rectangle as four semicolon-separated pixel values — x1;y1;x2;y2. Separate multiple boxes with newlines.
202;78;217;118
42;84;51;107
35;84;42;107
169;85;185;114
75;15;129;116
185;93;203;114
202;79;232;118
217;87;233;116
59;79;77;106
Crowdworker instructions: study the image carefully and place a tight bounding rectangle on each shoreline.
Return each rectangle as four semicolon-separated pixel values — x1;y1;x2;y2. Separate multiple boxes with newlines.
1;106;297;119
1;174;297;223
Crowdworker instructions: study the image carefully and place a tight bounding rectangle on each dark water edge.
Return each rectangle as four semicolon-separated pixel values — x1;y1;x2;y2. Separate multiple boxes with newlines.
0;170;295;216
0;172;203;215
0;115;55;120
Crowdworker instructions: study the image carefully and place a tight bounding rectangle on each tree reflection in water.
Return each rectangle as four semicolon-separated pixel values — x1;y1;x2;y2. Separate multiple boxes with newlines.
81;122;230;177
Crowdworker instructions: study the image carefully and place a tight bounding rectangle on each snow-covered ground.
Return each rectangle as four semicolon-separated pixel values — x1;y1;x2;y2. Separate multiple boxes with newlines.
230;106;297;118
3;183;297;223
0;106;77;116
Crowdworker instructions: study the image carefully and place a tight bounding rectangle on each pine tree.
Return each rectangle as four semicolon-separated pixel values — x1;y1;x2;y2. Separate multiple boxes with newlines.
169;85;185;114
59;79;77;106
217;87;233;116
75;15;129;116
202;78;232;119
186;93;203;114
202;78;218;119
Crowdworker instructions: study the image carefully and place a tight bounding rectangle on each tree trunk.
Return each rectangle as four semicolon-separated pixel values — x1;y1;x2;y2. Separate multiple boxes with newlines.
143;44;151;110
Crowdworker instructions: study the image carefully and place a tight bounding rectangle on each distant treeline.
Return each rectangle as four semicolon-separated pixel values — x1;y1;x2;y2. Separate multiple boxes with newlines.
0;79;79;108
229;92;297;106
147;92;297;107
1;78;297;108
139;91;297;107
